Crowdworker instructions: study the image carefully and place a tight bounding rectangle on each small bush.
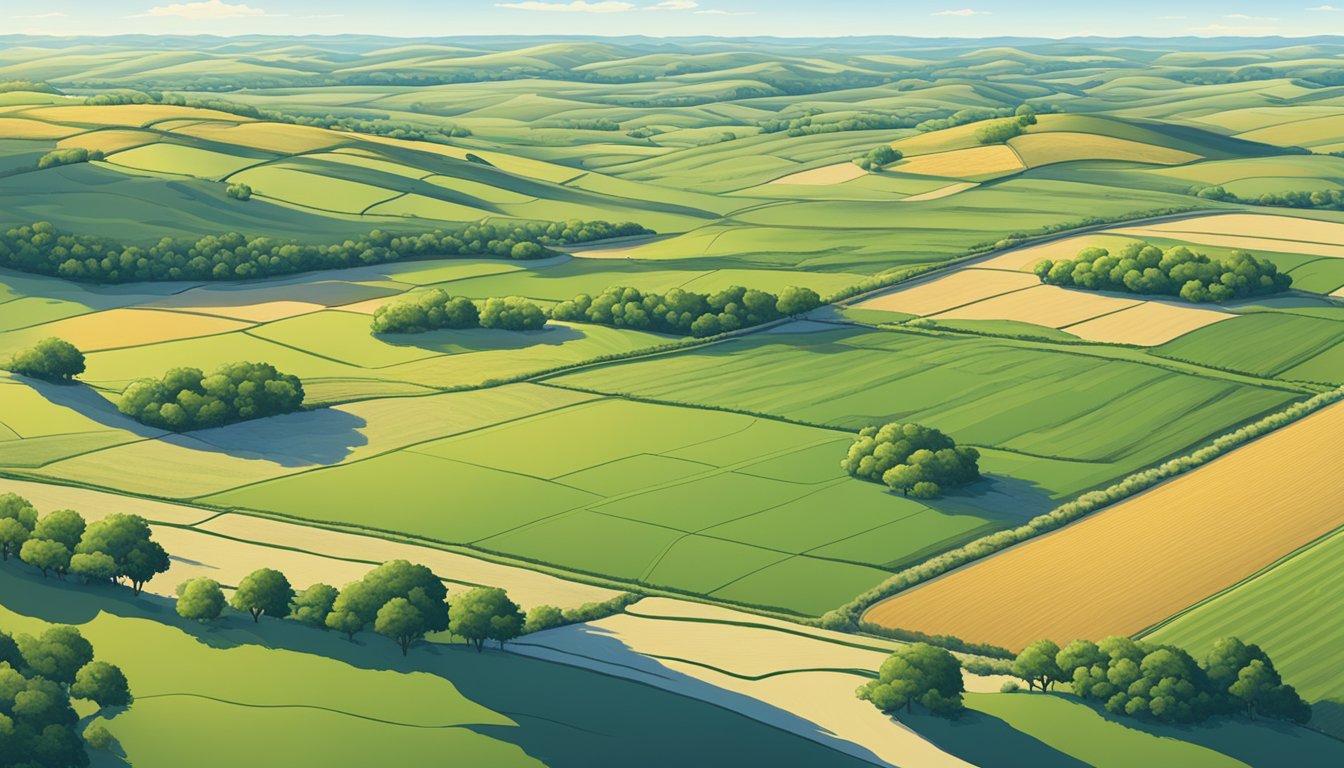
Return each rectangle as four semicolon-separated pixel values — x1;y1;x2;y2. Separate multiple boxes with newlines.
1000;680;1022;694
5;337;84;382
225;182;252;201
84;723;115;750
37;147;103;169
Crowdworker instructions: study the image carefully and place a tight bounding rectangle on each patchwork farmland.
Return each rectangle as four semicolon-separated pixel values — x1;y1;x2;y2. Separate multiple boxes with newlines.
1;31;1343;768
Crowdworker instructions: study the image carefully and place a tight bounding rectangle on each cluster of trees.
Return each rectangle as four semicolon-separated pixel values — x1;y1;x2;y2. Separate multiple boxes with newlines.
1011;636;1310;724
857;643;965;716
371;290;548;334
521;593;642;634
0;80;61;94
0;625;131;767
1193;184;1344;211
974;105;1037;144
175;560;531;656
840;423;981;499
1034;241;1292;302
4;337;84;382
854;145;903;172
551;284;822;338
543;118;621;131
225;182;252;201
36;148;103;170
0;219;650;284
117;361;304;431
758;112;917;137
83;90;472;142
1;496;171;595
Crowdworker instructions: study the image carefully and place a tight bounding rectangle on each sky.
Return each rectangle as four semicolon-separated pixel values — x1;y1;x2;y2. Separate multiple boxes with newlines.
6;0;1344;39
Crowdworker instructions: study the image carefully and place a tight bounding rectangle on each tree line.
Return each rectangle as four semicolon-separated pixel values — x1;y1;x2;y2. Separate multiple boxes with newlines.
854;145;903;172
0;219;651;284
175;558;637;656
1034;241;1291;302
83;90;472;142
36;147;104;170
371;290;547;334
840;422;981;499
1193;184;1344;212
550;284;822;338
1;624;131;768
0;495;170;595
974;105;1037;144
1011;635;1310;724
118;361;304;432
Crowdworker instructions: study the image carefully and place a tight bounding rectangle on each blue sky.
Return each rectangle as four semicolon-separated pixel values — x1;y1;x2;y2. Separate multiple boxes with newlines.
8;1;1344;38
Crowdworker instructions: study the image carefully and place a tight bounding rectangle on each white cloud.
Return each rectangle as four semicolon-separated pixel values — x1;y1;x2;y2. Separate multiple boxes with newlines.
148;0;266;18
14;12;68;18
1190;23;1280;34
648;0;698;9
933;8;991;16
496;1;636;11
1306;4;1340;9
1224;13;1278;21
694;8;750;14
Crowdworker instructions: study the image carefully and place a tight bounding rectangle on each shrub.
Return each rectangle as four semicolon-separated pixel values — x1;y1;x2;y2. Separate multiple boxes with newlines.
1034;241;1291;302
479;296;547;331
371;289;480;334
117;361;304;431
975;118;1025;144
1000;680;1022;693
858;643;965;716
840;422;980;498
84;723;115;750
225;182;252;200
552;284;811;337
854;145;903;171
37;147;103;169
5;337;84;382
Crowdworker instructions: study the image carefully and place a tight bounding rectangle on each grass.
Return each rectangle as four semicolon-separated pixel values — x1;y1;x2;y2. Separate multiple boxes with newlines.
1155;313;1344;383
0;567;873;768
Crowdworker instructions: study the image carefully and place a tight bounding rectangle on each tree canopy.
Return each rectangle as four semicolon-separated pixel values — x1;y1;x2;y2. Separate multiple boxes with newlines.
841;423;981;498
0;219;650;284
449;587;525;652
176;578;226;622
325;560;449;647
1031;634;1312;724
1034;242;1291;302
552;284;819;338
117;361;304;431
5;337;84;382
857;643;965;716
854;145;903;171
479;296;547;331
11;502;169;594
230;568;294;622
371;289;480;334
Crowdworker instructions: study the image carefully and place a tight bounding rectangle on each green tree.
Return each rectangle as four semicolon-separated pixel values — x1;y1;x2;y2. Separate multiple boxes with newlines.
375;597;428;655
32;509;85;550
84;723;115;751
20;538;70;578
4;337;85;382
225;182;252;201
0;516;29;560
230;568;294;622
325;608;365;641
289;583;339;628
975;118;1025;144
1012;639;1062;691
776;286;822;316
74;513;169;592
119;538;170;595
854;145;903;171
70;661;131;709
16;626;94;685
450;587;522;652
479;296;547;331
328;560;449;632
69;552;117;584
857;643;965;716
842;422;980;498
175;578;225;622
524;604;565;634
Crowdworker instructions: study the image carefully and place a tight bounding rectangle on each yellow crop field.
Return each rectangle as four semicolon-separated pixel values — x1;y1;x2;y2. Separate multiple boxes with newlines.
174;120;347;154
863;403;1344;651
898;181;978;202
58;129;157;153
1119;212;1344;246
856;268;1038;316
9;308;251;351
1237;114;1344;148
976;234;1140;271
1064;301;1232;345
768;162;868;186
891;145;1024;179
19;104;250;128
932;284;1140;328
1009;132;1200;167
0;117;82;139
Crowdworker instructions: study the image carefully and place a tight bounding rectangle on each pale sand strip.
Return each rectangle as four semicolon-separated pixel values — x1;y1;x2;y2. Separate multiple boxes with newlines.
1123;212;1344;244
1063;300;1232;346
768;162;869;186
1110;227;1344;259
863;402;1344;651
0;477;214;525
932;284;1141;328
897;182;978;202
856;269;1039;316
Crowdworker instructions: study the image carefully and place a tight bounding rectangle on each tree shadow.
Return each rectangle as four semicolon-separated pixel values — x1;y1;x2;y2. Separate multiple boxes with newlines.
901;707;1090;768
379;323;584;354
0;567;883;768
19;376;369;467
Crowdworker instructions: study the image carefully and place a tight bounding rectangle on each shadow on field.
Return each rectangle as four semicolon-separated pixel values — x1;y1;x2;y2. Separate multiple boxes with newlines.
183;408;369;467
21;377;165;438
0;566;880;768
902;708;1089;768
381;323;584;354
